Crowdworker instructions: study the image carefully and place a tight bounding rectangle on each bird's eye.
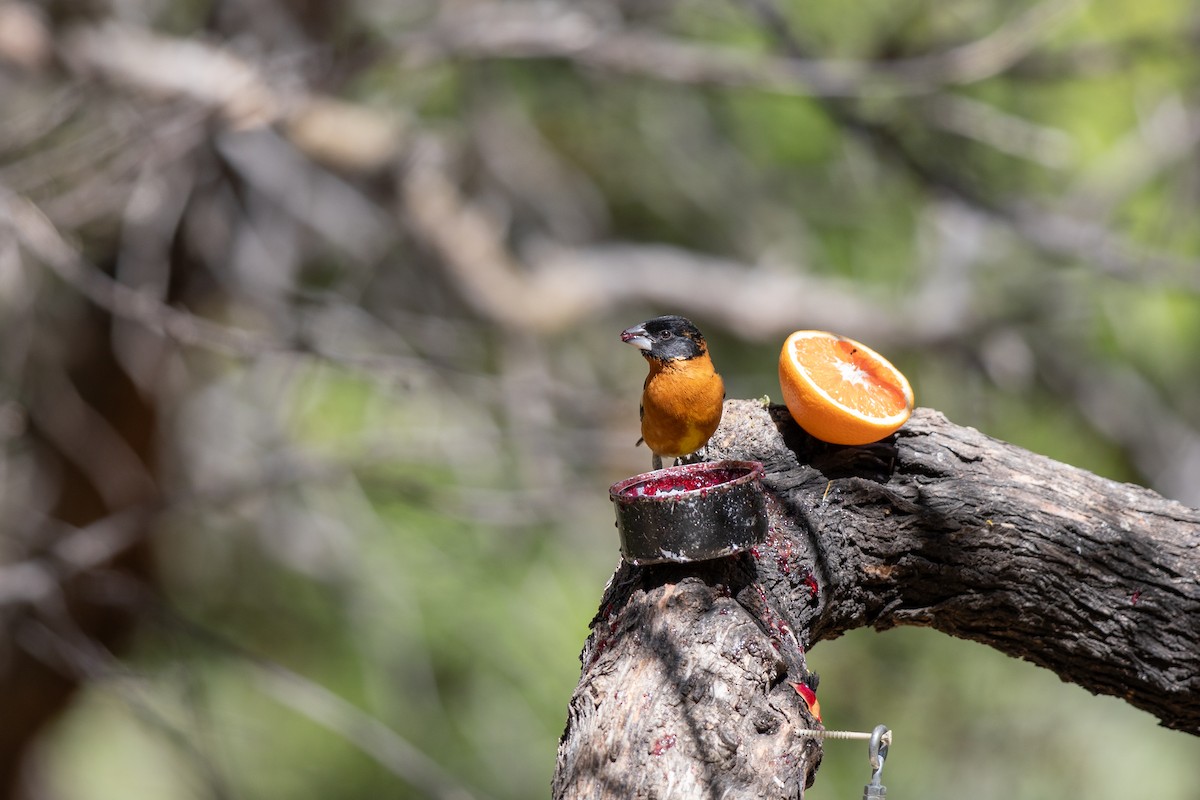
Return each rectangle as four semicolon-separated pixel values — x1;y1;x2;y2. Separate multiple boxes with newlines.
659;331;673;340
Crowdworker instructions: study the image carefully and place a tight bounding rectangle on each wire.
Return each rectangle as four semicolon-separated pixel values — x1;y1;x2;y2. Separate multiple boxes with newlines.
795;729;875;740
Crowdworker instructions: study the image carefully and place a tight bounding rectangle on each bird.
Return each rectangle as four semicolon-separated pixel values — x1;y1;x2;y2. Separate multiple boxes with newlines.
620;315;725;470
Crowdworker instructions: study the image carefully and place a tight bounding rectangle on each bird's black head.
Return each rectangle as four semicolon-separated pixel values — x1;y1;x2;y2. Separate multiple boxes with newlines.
620;315;708;362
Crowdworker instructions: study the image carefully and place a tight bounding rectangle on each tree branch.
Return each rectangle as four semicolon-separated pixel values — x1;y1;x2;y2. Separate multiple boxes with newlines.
554;400;1200;796
726;400;1200;728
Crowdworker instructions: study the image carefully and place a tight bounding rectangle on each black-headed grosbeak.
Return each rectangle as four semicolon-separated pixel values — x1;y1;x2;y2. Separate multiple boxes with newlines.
621;315;725;470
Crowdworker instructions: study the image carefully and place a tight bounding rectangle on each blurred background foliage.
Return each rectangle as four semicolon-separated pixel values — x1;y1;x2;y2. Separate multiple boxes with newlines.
2;0;1199;797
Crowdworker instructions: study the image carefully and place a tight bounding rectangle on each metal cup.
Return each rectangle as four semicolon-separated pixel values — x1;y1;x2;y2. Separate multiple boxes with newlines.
609;460;768;565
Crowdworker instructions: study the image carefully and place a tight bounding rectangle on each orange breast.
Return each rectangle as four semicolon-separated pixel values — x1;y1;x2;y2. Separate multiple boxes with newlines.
640;354;725;458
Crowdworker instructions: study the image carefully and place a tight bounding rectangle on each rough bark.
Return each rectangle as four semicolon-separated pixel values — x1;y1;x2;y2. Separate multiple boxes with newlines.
554;399;1200;798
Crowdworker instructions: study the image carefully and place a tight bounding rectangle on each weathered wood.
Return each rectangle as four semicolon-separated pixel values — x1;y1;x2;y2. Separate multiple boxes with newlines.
554;400;1200;798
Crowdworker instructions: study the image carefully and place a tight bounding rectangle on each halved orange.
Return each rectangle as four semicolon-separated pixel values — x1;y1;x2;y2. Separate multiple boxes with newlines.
778;331;914;445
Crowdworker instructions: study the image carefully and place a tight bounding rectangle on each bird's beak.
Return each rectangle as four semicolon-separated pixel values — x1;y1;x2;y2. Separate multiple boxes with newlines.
620;323;653;351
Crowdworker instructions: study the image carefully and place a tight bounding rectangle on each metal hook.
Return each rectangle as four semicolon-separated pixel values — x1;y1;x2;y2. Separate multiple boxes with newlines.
863;724;891;798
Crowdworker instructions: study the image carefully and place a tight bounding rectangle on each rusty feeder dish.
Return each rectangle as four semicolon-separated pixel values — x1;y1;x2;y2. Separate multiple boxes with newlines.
609;460;768;565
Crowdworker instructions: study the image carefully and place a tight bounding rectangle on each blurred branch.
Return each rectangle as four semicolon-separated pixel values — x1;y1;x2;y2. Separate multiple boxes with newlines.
402;135;991;341
57;21;407;173
60;21;283;129
398;4;872;97
1007;202;1200;289
401;136;597;332
7;190;416;373
1035;353;1200;507
881;0;1085;84
738;0;1200;293
27;364;157;510
396;1;1200;294
0;1;51;70
215;128;396;264
16;617;234;800
20;609;483;800
923;94;1075;168
24;5;1199;356
0;511;150;609
1066;94;1200;218
528;243;951;342
397;0;1083;97
254;665;483;800
3;189;272;358
171;613;487;800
